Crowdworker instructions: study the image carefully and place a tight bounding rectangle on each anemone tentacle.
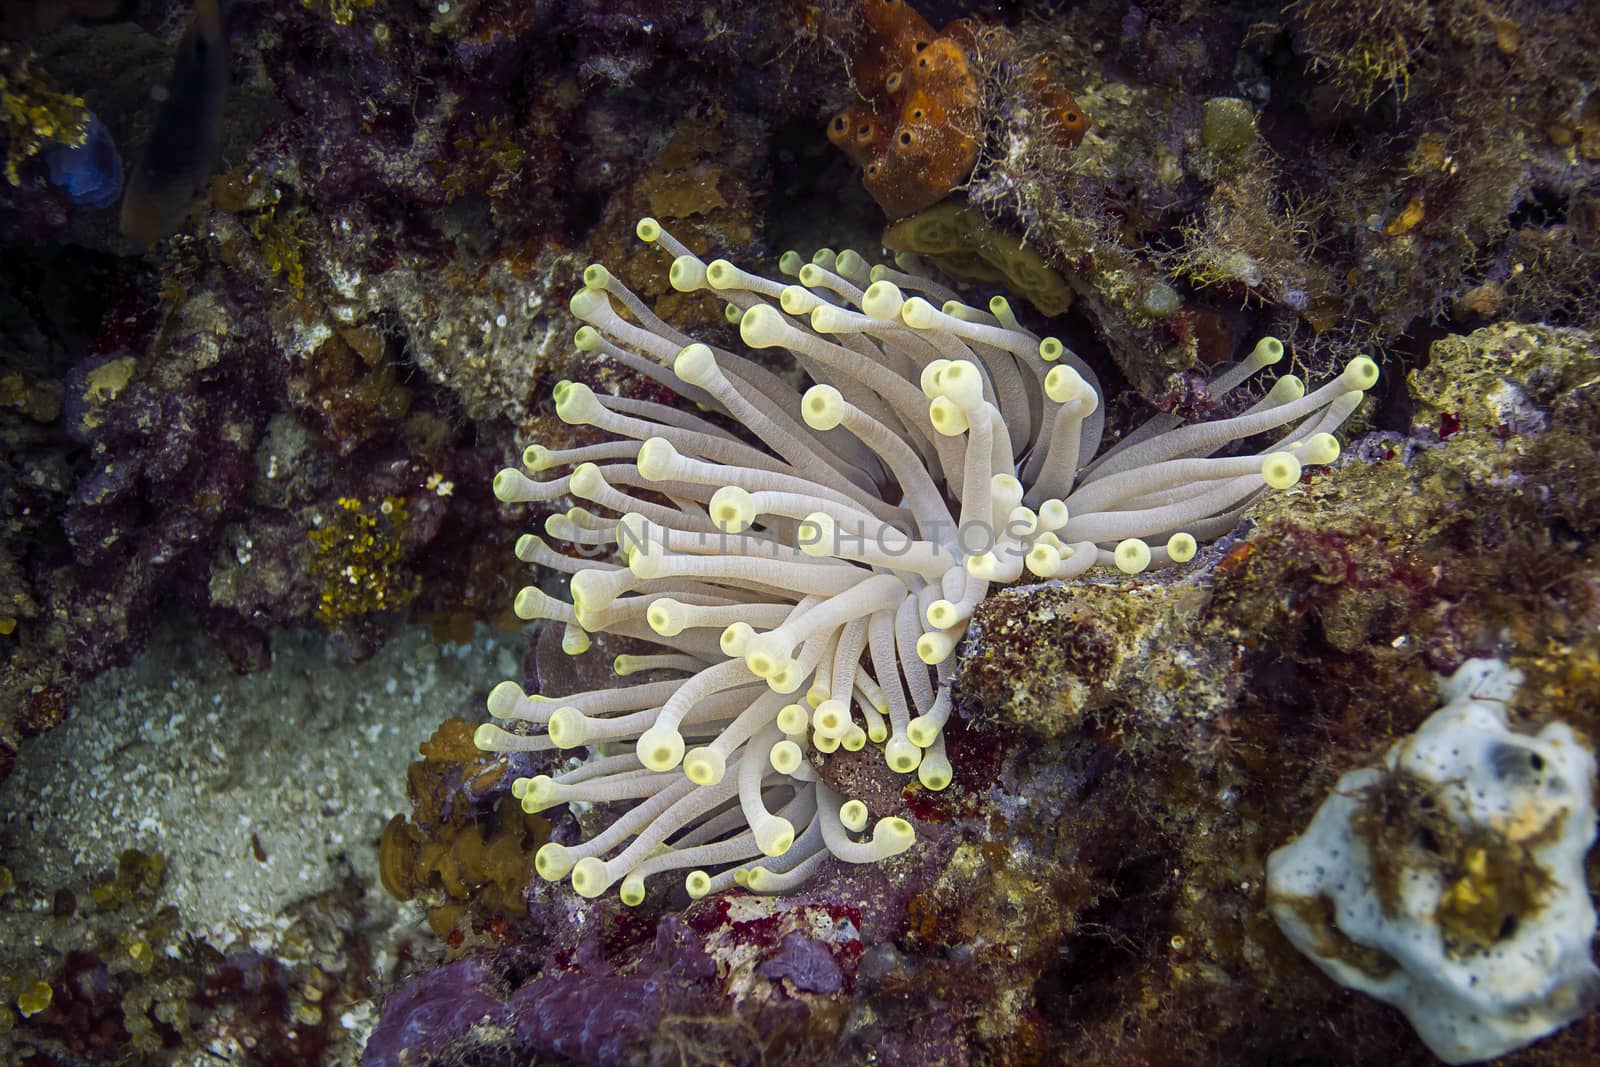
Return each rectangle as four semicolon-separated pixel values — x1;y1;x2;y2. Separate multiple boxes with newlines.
478;218;1378;902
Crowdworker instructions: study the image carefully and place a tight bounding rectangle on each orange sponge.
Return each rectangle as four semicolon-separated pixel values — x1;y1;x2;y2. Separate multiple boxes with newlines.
828;1;979;218
827;0;1090;218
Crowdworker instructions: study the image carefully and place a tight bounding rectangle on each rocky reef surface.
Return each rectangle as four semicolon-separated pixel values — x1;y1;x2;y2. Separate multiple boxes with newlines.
2;1;1597;1065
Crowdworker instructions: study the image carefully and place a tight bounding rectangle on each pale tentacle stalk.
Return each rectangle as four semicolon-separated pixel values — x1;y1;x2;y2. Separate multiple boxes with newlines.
478;219;1379;900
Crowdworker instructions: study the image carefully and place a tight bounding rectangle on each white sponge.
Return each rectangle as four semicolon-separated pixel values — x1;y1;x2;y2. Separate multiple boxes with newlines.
1267;658;1600;1065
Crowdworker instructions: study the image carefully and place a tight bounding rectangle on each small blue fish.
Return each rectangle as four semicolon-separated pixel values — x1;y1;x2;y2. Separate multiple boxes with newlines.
44;111;124;209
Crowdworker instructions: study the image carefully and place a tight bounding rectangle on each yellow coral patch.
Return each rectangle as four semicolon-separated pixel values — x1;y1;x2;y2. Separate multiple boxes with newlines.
80;357;138;430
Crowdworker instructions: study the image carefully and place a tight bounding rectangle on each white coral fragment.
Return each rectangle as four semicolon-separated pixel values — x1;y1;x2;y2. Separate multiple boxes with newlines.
1268;658;1600;1064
